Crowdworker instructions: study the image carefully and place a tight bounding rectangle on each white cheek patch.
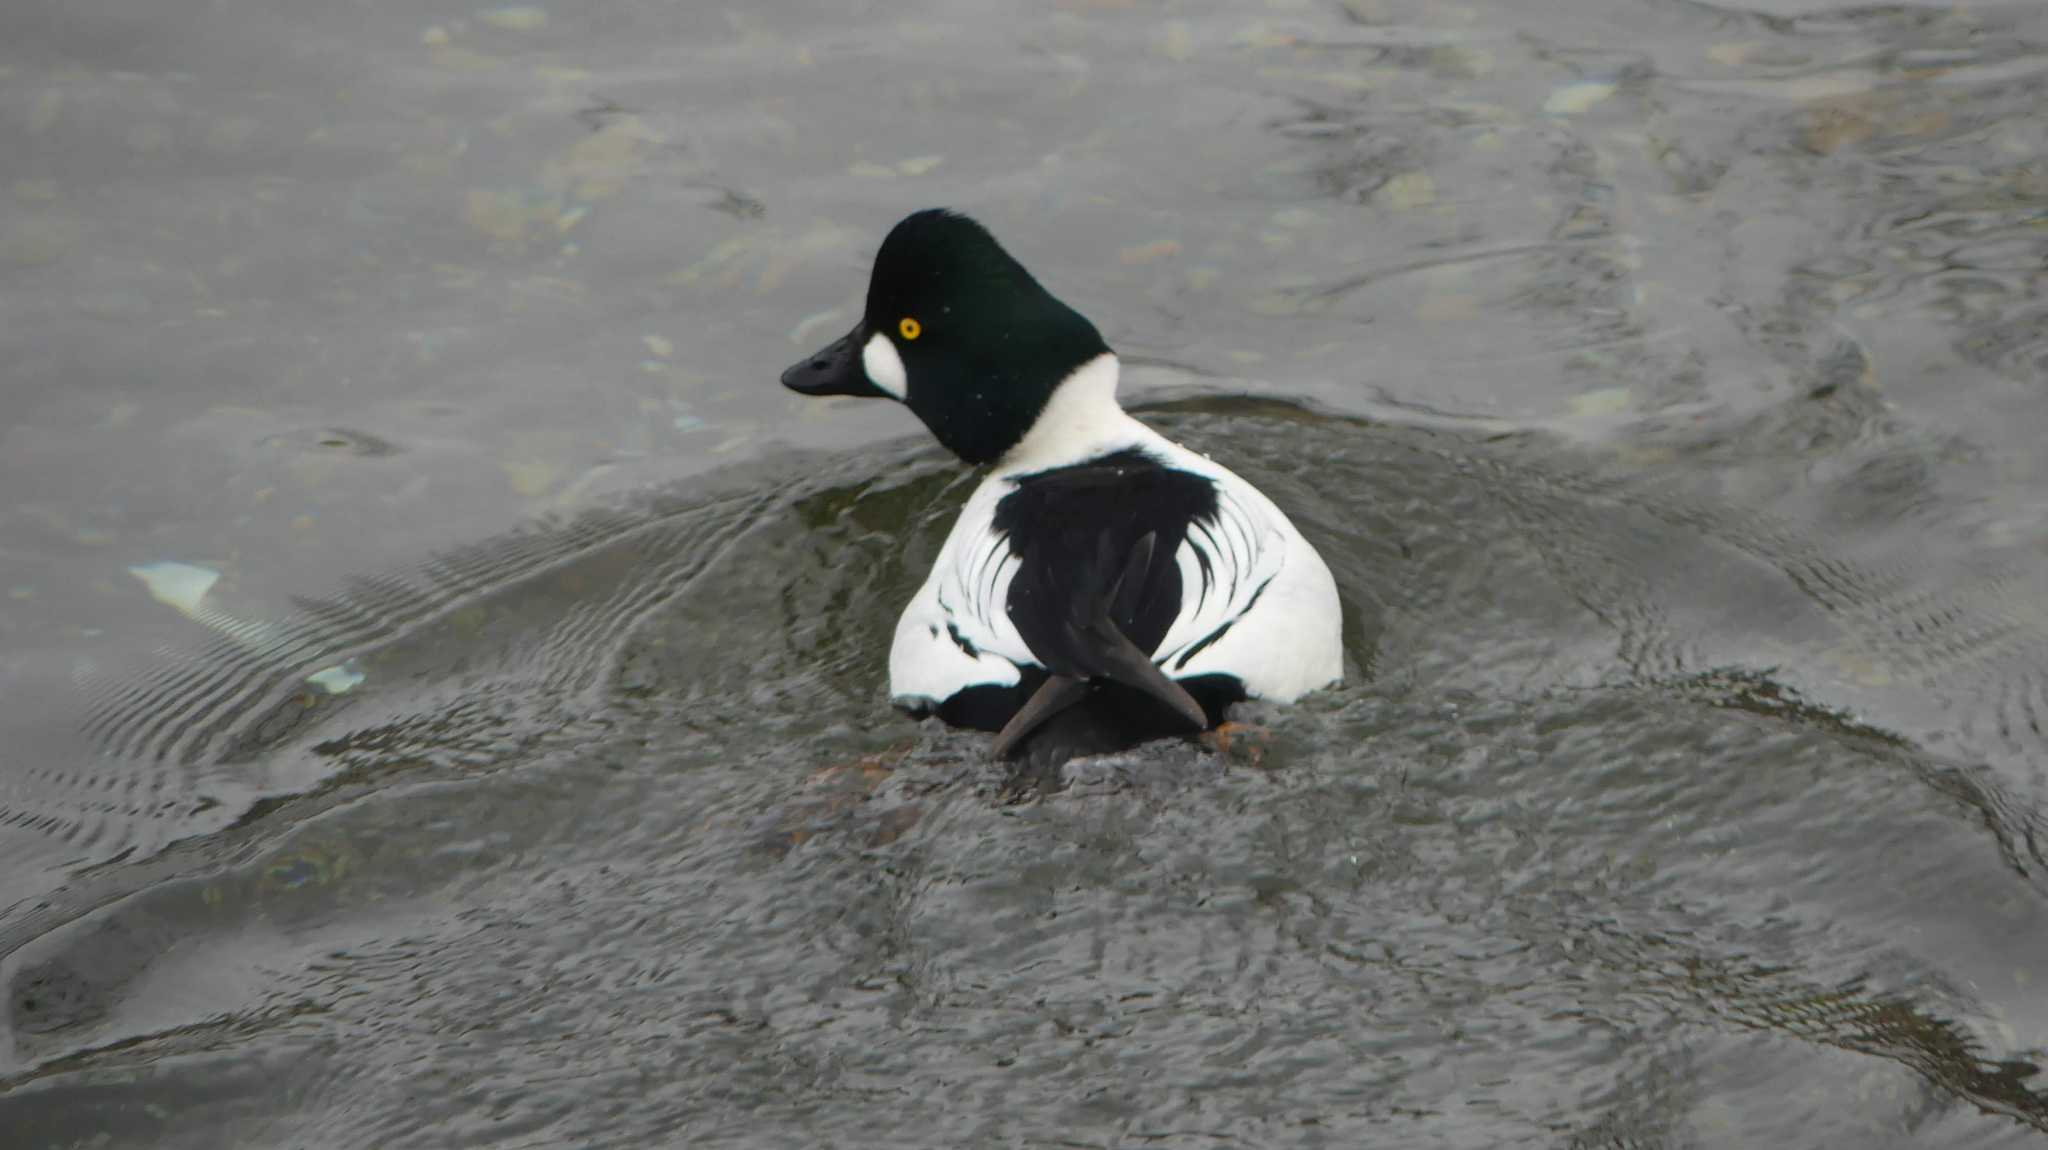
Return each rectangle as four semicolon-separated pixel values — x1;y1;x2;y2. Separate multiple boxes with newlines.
861;332;908;401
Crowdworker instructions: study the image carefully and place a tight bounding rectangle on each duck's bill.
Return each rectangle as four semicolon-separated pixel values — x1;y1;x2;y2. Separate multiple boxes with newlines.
781;325;884;398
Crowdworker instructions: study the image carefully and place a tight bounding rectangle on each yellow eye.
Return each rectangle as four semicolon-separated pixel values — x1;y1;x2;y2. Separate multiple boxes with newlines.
898;316;922;341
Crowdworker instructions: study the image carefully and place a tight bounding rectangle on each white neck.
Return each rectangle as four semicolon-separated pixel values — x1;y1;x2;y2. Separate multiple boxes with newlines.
995;353;1153;476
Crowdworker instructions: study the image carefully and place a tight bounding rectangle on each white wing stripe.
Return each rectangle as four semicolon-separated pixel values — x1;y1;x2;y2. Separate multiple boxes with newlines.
1153;485;1288;669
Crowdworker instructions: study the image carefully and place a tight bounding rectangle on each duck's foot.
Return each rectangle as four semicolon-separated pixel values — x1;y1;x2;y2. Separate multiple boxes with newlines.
758;743;919;856
802;742;912;792
1201;721;1270;767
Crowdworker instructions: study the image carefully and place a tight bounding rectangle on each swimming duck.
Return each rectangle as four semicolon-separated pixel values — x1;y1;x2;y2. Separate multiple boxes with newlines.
782;209;1341;766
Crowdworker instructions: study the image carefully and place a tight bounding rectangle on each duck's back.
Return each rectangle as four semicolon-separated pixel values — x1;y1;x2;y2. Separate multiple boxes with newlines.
888;431;1341;759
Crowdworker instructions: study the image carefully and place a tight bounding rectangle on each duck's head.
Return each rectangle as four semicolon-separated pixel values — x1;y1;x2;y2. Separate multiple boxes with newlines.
781;209;1111;465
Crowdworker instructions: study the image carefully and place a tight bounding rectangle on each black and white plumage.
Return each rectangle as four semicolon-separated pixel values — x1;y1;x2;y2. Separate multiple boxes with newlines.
782;210;1341;764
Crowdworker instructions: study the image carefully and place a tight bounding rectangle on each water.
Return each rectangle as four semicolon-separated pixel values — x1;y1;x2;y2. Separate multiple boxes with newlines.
4;0;2047;1145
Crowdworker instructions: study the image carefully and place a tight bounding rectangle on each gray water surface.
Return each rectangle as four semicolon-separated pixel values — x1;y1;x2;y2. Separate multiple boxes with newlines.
4;1;2048;1146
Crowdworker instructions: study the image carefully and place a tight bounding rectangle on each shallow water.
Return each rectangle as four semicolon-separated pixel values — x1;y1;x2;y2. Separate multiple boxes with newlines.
4;0;2048;1146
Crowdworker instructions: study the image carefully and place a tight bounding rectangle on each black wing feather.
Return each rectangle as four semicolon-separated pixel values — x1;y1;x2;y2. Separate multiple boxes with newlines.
989;450;1220;746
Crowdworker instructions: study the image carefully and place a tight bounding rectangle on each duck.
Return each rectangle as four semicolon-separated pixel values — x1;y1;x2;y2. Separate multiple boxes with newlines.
782;209;1342;768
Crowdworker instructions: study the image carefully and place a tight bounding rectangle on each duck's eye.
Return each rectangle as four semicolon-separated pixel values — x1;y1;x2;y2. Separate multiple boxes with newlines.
898;317;922;341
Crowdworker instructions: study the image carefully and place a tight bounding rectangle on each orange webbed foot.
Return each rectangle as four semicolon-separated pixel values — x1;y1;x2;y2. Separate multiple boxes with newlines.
1201;721;1270;767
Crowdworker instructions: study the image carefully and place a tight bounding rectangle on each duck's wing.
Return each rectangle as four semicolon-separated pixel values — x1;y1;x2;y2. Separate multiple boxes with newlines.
988;673;1086;759
1150;476;1291;677
996;527;1207;746
987;452;1226;734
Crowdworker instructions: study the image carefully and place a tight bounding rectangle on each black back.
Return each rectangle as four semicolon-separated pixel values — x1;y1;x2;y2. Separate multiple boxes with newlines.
991;448;1217;673
927;450;1249;775
863;210;1110;464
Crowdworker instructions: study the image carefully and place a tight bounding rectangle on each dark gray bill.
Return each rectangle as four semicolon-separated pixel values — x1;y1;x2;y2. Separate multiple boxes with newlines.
781;325;883;398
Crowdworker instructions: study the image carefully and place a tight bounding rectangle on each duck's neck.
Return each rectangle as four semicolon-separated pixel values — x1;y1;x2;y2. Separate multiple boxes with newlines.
995;353;1153;476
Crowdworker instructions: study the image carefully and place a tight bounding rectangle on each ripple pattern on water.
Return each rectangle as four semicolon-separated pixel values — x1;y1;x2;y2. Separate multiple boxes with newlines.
5;404;2047;1145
